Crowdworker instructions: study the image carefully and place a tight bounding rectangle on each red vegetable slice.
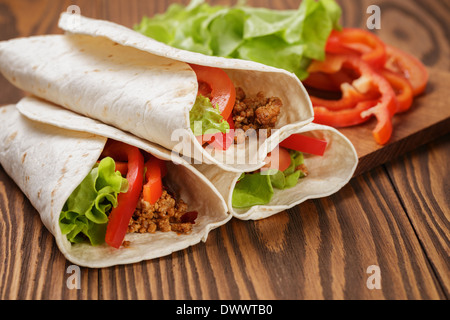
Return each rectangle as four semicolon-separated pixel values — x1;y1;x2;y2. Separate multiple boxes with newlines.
279;134;328;156
143;157;166;205
326;28;387;69
309;54;397;145
384;45;428;96
189;64;236;121
102;140;145;249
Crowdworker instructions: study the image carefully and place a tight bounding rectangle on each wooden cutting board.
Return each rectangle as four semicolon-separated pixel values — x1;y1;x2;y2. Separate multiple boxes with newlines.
341;68;450;176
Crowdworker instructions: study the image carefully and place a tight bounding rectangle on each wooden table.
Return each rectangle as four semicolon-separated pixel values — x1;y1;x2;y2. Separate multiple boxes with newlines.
0;0;448;301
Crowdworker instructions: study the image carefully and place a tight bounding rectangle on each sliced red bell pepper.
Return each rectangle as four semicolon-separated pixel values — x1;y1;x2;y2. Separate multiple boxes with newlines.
143;157;166;205
314;99;379;128
279;134;328;156
310;82;380;111
101;140;145;249
380;69;413;113
326;28;387;69
384;45;428;96
310;54;397;145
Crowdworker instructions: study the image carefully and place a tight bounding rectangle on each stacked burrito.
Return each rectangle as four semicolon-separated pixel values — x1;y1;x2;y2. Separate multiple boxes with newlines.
0;13;357;267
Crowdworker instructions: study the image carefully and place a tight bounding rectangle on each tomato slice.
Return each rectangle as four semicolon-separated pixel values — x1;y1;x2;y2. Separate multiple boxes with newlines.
279;134;328;156
384;45;428;97
189;64;236;121
262;147;292;172
209;116;235;150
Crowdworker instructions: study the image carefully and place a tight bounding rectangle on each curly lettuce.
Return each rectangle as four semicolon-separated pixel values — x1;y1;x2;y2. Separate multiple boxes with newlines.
135;0;342;80
59;157;129;245
190;94;230;136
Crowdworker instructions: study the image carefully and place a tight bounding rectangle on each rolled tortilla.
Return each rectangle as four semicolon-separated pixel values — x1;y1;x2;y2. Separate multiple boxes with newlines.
193;123;358;220
17;96;357;221
0;13;313;173
0;101;230;268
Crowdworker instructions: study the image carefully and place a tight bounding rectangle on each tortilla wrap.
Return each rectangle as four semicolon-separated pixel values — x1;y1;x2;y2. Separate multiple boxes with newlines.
193;123;358;220
17;96;357;221
0;101;230;268
0;13;313;173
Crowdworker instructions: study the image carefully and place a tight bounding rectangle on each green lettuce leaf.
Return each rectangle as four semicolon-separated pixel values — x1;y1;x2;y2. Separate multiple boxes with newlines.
59;157;129;246
232;150;307;208
232;172;274;208
190;94;230;136
135;0;342;80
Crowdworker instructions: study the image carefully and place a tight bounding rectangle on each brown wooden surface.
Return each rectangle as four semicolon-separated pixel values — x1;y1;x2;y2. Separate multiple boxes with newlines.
0;0;449;301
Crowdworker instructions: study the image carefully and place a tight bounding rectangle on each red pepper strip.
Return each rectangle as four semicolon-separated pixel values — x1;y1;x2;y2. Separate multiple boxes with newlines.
311;54;397;144
279;134;328;156
384;45;429;97
326;28;387;69
142;157;166;205
380;69;414;113
310;82;380;111
102;140;144;249
314;99;379;128
304;71;341;92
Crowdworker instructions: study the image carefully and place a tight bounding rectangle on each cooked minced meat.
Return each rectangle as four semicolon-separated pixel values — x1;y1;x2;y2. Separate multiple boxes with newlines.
127;190;193;235
233;87;282;142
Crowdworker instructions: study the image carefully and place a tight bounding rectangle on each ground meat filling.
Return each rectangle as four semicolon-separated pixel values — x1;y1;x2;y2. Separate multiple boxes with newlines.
127;190;193;235
232;87;283;143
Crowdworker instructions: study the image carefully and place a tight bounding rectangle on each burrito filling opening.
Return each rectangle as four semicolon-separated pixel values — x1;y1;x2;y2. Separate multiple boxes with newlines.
231;134;329;208
189;64;282;150
59;139;197;249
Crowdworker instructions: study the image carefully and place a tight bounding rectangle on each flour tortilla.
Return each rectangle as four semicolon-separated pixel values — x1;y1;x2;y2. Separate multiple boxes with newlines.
0;101;230;268
194;123;358;220
0;13;313;173
17;96;358;221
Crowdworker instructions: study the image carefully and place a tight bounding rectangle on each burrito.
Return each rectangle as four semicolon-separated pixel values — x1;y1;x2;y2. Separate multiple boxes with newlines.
17;96;357;222
0;99;229;268
0;13;313;173
194;123;358;220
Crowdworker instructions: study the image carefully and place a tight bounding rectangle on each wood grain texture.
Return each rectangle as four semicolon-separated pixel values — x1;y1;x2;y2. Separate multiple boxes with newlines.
385;134;450;297
0;0;448;300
